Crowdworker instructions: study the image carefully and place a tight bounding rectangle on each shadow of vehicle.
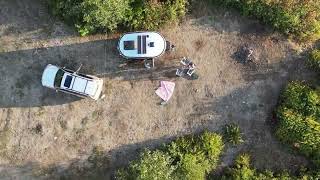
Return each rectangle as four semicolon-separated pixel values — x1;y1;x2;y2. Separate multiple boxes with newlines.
0;38;122;107
0;37;183;108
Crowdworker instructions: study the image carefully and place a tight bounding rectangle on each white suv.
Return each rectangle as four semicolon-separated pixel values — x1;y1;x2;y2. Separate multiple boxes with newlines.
41;64;103;100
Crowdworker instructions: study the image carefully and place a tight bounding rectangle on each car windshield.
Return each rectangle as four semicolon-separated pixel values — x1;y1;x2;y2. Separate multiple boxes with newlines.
54;69;64;88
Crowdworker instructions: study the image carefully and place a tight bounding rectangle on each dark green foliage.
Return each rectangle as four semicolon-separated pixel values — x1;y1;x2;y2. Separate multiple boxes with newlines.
276;82;320;167
308;49;320;72
166;132;224;179
223;123;244;145
210;0;320;41
116;150;175;180
126;0;187;30
280;82;320;118
116;132;224;180
49;0;130;36
49;0;187;36
221;153;320;180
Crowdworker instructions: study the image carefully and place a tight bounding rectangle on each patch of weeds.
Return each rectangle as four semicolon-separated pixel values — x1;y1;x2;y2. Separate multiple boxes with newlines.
59;120;68;130
0;127;10;153
194;38;206;51
223;123;244;145
87;146;110;176
35;107;45;116
68;103;75;111
59;57;79;70
41;25;54;37
32;165;57;177
73;128;85;141
15;89;25;98
208;16;214;22
52;146;110;179
32;123;43;136
308;49;320;72
103;81;113;97
0;46;5;53
0;109;12;152
81;117;89;126
91;108;104;121
79;63;96;75
14;73;33;98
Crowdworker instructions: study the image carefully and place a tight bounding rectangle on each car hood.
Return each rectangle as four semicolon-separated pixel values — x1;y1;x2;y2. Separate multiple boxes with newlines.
42;64;59;88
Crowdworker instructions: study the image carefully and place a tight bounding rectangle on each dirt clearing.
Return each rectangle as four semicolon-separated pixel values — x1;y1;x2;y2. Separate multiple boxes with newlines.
0;0;316;179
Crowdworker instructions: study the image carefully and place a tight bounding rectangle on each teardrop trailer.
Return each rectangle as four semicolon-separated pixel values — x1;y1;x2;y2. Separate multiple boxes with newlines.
118;31;198;80
118;31;175;68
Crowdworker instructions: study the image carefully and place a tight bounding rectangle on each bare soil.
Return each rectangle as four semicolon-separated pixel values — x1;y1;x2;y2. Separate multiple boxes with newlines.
0;0;317;179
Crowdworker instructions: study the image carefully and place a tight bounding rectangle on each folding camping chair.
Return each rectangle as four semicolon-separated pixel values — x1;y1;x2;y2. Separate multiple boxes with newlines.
187;68;195;76
180;57;192;66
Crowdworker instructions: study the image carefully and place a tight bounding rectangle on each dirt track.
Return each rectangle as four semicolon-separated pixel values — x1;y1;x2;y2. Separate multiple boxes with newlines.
0;0;317;179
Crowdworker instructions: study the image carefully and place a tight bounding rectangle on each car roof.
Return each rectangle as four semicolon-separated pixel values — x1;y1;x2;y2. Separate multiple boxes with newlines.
41;64;60;88
60;73;99;96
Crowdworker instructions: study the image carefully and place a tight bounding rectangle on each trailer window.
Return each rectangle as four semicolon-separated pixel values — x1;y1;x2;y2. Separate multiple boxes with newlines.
124;41;135;50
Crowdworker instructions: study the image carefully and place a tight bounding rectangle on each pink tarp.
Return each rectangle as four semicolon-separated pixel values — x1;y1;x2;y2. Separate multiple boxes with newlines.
156;81;175;102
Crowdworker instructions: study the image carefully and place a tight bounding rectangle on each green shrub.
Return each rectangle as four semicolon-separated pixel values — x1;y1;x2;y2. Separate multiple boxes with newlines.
116;150;175;180
210;0;320;41
175;153;210;180
222;154;300;180
116;132;224;180
49;0;188;35
308;49;320;72
167;132;224;166
126;0;187;30
50;0;130;36
276;82;320;167
280;82;320;118
223;123;244;145
224;154;255;180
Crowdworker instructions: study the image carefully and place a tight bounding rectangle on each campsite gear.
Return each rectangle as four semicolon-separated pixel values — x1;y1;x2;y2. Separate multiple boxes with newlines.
118;32;168;59
165;41;175;52
176;57;199;80
156;81;175;103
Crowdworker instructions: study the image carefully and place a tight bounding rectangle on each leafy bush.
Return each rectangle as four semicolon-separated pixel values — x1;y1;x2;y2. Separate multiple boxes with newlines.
308;49;320;72
167;131;224;179
116;132;224;180
280;82;320;118
49;0;130;36
116;150;175;180
49;0;188;35
221;153;320;180
276;82;320;167
223;123;244;145
126;0;187;30
210;0;320;41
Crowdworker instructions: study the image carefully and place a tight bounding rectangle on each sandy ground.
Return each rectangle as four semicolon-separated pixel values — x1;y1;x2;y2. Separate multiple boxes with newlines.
0;0;317;179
